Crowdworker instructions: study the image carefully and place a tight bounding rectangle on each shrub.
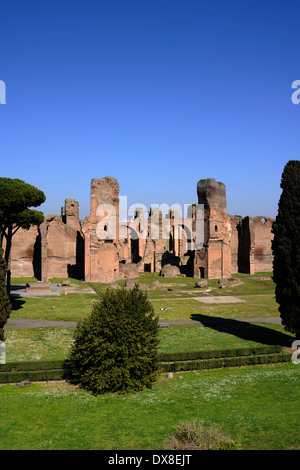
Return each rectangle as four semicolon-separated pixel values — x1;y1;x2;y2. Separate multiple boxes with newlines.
66;286;160;395
165;419;241;450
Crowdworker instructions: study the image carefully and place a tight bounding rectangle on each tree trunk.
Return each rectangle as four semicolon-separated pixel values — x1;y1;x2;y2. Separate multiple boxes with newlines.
4;226;12;296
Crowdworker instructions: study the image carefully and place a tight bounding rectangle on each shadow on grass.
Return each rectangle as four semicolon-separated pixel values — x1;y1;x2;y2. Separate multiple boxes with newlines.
190;313;294;347
10;296;26;311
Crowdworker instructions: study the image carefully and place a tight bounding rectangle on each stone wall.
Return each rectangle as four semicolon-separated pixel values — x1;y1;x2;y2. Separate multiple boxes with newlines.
229;215;274;275
227;215;241;274
8;225;40;278
81;176;120;283
250;216;274;273
195;178;231;279
7;201;84;281
42;215;84;280
5;176;275;283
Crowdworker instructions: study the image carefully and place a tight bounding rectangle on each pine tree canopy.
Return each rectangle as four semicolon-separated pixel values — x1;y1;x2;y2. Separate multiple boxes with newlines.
0;178;46;238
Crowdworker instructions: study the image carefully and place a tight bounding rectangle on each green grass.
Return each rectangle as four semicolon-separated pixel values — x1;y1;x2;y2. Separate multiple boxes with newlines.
5;327;75;361
158;322;293;353
0;363;299;450
6;273;285;363
231;271;273;278
10;295;97;322
4;321;293;363
218;278;275;296
152;295;279;321
10;292;279;323
11;277;39;285
4;272;297;451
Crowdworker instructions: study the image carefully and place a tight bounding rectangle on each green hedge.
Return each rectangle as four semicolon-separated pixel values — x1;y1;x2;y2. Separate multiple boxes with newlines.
0;346;291;384
161;351;292;373
0;360;64;373
159;345;281;363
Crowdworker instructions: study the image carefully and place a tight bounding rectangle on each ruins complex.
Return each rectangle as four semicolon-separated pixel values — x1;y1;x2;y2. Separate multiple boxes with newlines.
8;177;274;282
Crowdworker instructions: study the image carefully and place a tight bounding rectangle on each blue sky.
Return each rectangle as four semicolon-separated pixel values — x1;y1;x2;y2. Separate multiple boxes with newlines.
0;0;299;220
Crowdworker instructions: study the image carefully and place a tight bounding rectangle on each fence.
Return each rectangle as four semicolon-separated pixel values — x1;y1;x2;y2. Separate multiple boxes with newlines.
0;360;65;384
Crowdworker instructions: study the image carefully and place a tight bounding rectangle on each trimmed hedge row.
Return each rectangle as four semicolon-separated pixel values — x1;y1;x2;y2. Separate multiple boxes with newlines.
159;345;281;363
0;346;291;384
0;360;64;373
161;351;292;373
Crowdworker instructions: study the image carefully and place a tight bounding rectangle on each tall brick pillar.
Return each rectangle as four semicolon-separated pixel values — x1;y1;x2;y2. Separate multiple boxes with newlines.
195;178;231;279
81;177;120;283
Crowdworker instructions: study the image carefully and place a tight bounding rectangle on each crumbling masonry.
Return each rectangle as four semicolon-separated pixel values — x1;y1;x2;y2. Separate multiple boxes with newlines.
8;177;274;282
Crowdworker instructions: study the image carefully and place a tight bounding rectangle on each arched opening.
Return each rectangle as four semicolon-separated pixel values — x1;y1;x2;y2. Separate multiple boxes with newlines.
128;227;141;264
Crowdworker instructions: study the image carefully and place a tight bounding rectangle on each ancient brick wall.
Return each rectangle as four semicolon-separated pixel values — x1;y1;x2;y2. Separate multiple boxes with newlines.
227;215;241;274
81;176;120;283
8;225;40;278
195;178;231;279
6;203;84;281
250;217;274;273
4;176;275;283
43;215;84;279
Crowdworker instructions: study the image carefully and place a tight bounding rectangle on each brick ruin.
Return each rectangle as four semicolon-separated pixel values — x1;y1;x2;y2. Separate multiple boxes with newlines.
8;176;274;282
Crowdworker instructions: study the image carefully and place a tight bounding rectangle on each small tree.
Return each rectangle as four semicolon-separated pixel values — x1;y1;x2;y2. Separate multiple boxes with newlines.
0;178;46;293
272;160;300;338
66;285;160;394
0;244;12;342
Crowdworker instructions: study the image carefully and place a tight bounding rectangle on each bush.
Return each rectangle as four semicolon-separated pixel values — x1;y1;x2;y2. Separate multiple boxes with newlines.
165;419;241;450
66;286;160;395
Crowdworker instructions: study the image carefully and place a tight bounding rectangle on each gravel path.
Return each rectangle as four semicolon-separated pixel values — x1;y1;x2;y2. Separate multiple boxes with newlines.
5;318;78;329
5;316;282;329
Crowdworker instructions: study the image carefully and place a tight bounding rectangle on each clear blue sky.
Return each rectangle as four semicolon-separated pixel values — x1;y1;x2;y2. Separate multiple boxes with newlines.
0;0;299;220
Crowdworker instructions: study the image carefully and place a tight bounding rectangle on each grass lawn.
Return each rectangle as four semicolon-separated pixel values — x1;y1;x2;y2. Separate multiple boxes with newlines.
5;327;75;361
152;295;279;321
5;273;288;362
3;273;298;451
0;363;299;450
5;321;293;362
10;294;97;322
10;292;279;323
9;283;278;323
